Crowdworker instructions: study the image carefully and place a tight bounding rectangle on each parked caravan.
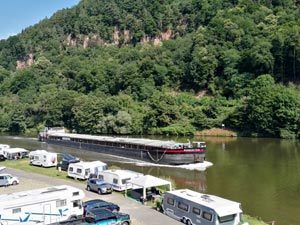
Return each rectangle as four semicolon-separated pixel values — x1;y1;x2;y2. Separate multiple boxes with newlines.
3;148;29;160
29;150;58;167
0;144;10;154
0;185;84;224
162;189;243;225
68;161;107;180
97;169;143;191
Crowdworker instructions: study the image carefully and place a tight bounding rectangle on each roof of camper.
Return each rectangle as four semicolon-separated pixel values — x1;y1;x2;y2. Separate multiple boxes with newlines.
4;148;28;153
167;189;242;217
29;150;56;155
0;185;84;206
70;160;107;167
100;169;143;177
48;132;187;148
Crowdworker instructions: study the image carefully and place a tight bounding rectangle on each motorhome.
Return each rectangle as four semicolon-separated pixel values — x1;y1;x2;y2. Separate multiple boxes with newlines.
68;161;107;180
97;169;144;191
3;148;29;160
162;189;243;225
0;144;10;154
0;185;85;225
29;150;58;167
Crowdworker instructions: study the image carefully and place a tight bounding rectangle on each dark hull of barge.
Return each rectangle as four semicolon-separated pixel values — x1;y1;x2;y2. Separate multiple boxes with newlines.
45;139;205;165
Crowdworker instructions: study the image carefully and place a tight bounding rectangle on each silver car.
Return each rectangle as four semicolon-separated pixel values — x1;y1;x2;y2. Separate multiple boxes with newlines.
86;178;113;194
0;173;19;186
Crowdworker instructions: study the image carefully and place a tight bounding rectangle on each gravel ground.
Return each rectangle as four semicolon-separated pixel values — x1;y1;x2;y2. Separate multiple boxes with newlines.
0;168;181;225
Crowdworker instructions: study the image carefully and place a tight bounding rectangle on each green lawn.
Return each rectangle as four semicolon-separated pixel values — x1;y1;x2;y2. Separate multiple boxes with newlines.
1;158;268;225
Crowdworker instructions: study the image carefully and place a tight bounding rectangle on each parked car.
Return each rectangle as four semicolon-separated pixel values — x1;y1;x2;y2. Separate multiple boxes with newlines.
83;199;120;217
56;153;80;171
84;208;130;225
87;178;113;195
0;154;6;161
0;173;19;186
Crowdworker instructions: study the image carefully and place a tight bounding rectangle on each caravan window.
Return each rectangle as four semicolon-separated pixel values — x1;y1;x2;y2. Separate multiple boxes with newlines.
56;199;67;207
98;175;104;180
218;214;235;223
73;200;81;208
12;208;21;214
113;178;118;184
77;168;82;173
202;211;213;221
69;167;73;172
177;202;189;211
122;178;130;184
192;207;201;215
167;198;174;206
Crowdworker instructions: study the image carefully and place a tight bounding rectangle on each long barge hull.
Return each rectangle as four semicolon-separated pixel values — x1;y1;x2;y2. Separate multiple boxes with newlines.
43;133;206;165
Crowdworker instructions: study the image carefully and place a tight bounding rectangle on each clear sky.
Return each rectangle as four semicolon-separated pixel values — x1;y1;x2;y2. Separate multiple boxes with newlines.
0;0;80;40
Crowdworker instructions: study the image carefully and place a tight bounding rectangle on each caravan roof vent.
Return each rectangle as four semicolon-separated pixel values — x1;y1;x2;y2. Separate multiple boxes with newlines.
181;190;198;197
201;194;214;202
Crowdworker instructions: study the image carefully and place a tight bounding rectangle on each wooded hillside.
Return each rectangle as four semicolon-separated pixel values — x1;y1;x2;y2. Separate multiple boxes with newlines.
0;0;300;138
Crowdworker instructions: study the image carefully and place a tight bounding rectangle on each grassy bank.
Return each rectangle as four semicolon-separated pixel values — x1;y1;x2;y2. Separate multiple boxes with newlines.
195;128;238;137
1;159;267;225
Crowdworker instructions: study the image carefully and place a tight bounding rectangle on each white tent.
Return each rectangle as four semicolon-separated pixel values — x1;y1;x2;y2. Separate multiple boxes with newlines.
126;174;172;200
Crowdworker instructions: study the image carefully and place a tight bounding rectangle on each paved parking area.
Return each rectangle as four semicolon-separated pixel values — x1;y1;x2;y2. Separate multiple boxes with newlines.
1;167;182;225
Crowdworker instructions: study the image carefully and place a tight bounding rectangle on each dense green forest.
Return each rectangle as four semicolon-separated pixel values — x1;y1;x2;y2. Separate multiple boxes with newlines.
0;0;300;138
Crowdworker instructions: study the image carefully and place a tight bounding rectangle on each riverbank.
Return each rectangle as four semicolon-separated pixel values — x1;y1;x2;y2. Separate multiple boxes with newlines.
1;159;267;225
195;128;237;137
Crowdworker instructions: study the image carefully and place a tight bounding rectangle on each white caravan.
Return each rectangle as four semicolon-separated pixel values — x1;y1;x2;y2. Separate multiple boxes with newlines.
0;185;84;225
0;144;10;154
97;169;143;191
29;150;58;167
162;189;243;225
68;161;107;180
3;148;29;160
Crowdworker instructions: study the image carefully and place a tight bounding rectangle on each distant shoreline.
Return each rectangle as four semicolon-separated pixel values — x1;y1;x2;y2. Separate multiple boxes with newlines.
195;128;237;137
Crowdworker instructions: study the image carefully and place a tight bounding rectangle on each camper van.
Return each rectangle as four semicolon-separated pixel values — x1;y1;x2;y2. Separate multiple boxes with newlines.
0;144;10;154
97;169;143;191
68;161;107;180
3;148;29;160
0;185;85;225
29;150;58;167
162;189;243;225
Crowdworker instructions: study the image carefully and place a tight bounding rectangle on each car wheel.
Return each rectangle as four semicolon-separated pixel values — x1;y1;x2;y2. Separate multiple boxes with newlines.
187;219;192;225
87;186;91;191
121;222;129;225
98;189;103;195
12;181;18;185
182;218;187;224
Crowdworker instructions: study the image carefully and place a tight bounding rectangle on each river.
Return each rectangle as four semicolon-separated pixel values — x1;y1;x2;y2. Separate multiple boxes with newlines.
0;135;299;225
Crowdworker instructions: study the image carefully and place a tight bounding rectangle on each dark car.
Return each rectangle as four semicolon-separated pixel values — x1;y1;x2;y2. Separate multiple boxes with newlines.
87;178;113;195
84;208;130;225
56;153;80;171
0;154;6;161
83;199;120;217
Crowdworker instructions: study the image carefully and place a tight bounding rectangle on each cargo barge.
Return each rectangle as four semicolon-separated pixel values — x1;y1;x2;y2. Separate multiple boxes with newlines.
39;129;206;165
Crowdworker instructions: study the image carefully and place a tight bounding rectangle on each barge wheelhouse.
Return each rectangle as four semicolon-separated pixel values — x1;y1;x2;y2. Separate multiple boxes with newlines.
42;132;206;165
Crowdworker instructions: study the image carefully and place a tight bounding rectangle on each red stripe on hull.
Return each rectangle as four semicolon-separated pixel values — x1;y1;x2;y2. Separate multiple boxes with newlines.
165;149;205;153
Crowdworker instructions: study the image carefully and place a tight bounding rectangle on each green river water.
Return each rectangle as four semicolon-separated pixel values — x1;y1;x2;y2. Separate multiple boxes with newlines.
0;135;299;225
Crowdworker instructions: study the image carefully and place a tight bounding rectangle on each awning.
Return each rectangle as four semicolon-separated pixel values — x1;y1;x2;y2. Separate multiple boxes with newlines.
126;174;172;200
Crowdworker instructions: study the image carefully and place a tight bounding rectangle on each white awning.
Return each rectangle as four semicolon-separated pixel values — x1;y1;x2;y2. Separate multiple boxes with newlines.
126;174;172;200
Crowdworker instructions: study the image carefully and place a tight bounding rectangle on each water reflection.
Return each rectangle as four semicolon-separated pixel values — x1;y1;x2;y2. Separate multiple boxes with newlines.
1;135;300;225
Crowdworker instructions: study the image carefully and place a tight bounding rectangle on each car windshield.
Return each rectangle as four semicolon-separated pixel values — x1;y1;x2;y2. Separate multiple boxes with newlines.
62;153;79;161
95;180;105;185
97;201;110;207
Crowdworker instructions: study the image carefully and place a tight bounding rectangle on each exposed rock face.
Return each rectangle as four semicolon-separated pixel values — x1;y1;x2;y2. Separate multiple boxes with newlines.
16;53;34;70
15;29;174;69
83;36;89;49
114;26;120;45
